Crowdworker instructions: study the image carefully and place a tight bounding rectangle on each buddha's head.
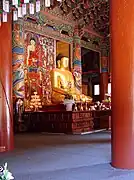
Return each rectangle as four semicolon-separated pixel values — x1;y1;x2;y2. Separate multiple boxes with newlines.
30;38;36;46
60;57;69;69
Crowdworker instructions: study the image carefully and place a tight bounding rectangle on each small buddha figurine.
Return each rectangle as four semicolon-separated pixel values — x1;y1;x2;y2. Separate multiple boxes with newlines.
50;56;92;104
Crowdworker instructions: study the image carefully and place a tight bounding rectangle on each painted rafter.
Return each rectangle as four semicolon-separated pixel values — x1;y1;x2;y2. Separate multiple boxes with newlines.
57;0;109;37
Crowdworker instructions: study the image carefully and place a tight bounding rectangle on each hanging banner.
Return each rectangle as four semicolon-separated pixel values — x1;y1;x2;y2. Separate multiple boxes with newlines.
2;12;7;22
22;4;26;15
45;0;50;7
36;1;40;12
13;10;18;21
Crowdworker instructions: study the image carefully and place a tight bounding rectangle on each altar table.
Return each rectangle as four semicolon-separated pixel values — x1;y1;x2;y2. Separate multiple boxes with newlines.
14;110;111;134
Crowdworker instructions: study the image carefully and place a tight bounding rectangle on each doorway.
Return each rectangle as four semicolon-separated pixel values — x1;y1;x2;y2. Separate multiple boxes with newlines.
81;47;101;101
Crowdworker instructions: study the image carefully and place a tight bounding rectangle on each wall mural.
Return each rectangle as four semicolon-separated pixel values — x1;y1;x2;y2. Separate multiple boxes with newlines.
13;26;55;106
24;31;55;106
12;23;25;99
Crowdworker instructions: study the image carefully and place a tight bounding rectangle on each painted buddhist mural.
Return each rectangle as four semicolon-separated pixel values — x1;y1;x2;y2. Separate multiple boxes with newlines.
13;26;55;105
24;31;55;105
12;23;25;99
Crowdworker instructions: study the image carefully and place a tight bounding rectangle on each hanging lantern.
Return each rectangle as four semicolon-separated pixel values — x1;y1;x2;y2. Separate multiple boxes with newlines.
18;7;22;17
0;0;63;25
2;12;7;22
12;0;18;6
36;1;40;12
45;0;51;7
22;4;26;15
3;0;9;13
29;3;34;15
24;0;29;3
13;10;18;21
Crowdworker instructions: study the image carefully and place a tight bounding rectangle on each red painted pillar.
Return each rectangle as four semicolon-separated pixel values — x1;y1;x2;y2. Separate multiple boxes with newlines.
100;72;108;100
100;56;108;100
111;0;134;169
0;16;14;152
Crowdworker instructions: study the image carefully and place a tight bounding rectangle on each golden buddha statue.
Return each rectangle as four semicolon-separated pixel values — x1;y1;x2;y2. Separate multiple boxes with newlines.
50;56;92;104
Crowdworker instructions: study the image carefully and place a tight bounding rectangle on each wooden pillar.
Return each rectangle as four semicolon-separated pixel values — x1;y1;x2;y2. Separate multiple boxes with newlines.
111;0;134;169
0;16;14;152
100;56;108;100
